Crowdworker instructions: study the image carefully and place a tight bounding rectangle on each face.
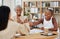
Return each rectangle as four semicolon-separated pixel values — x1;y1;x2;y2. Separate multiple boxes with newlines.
45;10;52;20
15;7;22;16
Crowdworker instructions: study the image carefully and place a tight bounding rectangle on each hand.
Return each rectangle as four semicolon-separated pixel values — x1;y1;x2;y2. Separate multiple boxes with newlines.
24;18;28;23
29;22;33;26
40;27;44;30
17;18;24;24
20;22;24;24
49;28;57;31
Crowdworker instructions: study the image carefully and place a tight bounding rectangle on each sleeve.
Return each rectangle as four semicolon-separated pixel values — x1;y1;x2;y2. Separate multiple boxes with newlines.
10;22;20;38
0;21;20;39
33;18;43;26
10;16;16;21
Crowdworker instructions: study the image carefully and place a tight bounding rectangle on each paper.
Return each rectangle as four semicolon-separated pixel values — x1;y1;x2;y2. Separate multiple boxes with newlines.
15;34;21;37
29;29;44;34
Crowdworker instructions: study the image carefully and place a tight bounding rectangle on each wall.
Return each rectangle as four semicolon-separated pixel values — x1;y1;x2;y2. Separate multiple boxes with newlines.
3;0;16;17
3;0;23;17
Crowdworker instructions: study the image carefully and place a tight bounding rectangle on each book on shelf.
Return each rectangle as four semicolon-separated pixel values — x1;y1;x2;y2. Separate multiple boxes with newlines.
50;2;59;7
58;2;60;6
55;8;59;13
56;2;59;7
24;2;28;7
37;1;40;7
31;2;36;7
42;2;59;7
59;8;60;13
30;8;38;13
42;2;45;7
42;2;50;7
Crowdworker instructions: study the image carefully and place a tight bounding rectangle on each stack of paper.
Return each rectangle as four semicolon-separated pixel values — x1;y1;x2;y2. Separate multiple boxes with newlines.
29;29;44;34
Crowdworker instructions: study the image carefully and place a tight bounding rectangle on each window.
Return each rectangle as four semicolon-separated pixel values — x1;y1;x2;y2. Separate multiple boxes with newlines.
15;0;22;6
0;0;3;6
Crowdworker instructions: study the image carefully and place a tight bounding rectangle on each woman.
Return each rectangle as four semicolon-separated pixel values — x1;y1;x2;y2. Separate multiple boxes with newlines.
0;6;20;39
30;9;58;31
11;5;30;35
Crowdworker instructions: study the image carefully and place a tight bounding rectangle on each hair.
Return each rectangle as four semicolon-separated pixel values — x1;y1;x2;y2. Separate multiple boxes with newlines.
0;6;10;31
15;5;22;10
47;9;54;15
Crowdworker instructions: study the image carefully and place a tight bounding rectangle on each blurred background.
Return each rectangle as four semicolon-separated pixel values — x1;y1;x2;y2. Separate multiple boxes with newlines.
0;0;60;28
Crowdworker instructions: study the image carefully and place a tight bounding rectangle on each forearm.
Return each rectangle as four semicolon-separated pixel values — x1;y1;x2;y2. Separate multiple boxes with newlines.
49;27;57;31
33;22;40;26
29;21;41;26
17;20;23;24
29;19;43;26
50;17;58;31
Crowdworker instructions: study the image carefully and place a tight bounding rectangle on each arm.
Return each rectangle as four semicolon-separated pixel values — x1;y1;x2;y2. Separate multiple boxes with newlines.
49;18;58;31
17;19;24;24
24;18;28;23
17;17;24;24
29;19;43;26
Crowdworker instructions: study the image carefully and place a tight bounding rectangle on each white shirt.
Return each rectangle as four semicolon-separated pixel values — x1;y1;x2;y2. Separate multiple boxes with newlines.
43;17;54;29
11;15;30;35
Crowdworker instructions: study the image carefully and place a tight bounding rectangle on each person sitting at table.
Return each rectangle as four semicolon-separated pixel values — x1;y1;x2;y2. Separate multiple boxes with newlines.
29;9;58;31
0;6;20;39
11;5;30;35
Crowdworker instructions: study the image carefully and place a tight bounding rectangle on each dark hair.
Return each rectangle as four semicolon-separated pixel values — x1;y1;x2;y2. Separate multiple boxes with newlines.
0;6;10;31
47;9;54;15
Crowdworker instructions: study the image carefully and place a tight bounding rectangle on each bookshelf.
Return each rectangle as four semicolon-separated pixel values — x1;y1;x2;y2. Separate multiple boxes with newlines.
23;1;41;20
42;1;60;15
22;0;60;20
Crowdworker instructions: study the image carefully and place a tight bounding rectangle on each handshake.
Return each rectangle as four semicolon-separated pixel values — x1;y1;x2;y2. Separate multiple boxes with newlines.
17;16;28;24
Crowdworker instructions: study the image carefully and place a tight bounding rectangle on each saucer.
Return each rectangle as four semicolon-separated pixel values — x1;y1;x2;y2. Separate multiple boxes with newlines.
15;34;21;37
41;33;56;36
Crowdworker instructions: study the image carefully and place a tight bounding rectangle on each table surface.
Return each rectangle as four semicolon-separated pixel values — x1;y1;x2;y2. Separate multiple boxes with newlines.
15;31;58;39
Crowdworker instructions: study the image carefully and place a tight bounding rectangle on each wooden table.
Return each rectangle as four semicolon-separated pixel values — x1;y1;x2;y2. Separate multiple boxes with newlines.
15;31;58;39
